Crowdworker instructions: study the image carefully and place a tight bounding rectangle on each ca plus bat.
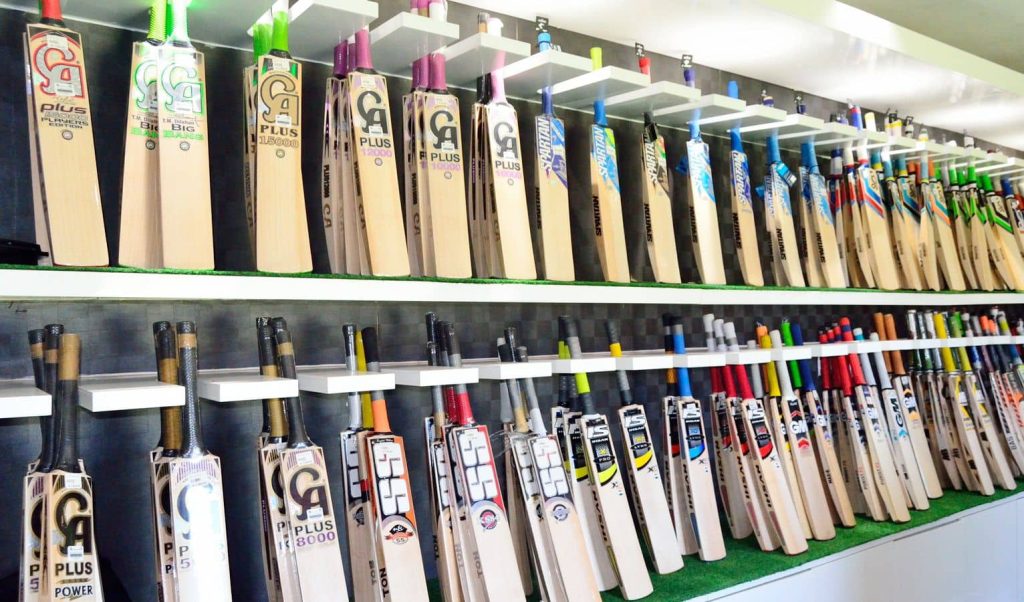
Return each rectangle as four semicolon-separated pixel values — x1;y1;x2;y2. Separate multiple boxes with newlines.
150;322;183;601
254;318;298;602
768;329;835;539
783;321;856;527
359;327;430;601
878;313;944;499
167;323;232;600
800;141;846;288
119;0;166;269
681;55;726;284
945;314;1017;489
605;321;685;573
155;0;214;269
534;25;574;281
20;329;48;602
403;6;429;277
246;21;270;264
725;83;763;286
588;48;630;283
563;318;652;600
24;0;109;266
669;318;726;561
346;28;411;276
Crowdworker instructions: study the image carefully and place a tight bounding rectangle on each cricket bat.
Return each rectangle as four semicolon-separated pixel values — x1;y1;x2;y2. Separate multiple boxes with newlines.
422;52;473;278
268;319;349;600
982;174;1024;289
346;28;410;276
945;166;980;289
44;334;103;601
119;0;166;269
784;321;856;526
1000;178;1024;261
256;318;298;602
245;21;270;262
150;323;181;602
24;0;109;266
321;40;352;274
669;318;727;561
563;318;653;600
792;104;824;288
769;329;836;539
403;27;429;277
513;341;602;601
926;163;967;290
156;0;214;269
660;317;699;557
734;358;808;555
534;87;575;281
169;322;232;600
800;141;846;288
826;146;852;287
884;153;923;290
852;108;900;289
910;156;942;291
962;164;997;290
841;134;875;288
726;83;763;286
638;111;682;283
879;314;943;498
20;329;49;602
586;48;630;283
440;322;525;602
254;12;312;273
765;131;805;286
605;320;685;572
975;314;1024;475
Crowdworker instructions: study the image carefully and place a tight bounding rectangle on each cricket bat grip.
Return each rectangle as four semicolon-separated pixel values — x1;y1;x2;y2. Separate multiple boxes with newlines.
733;362;755;401
443;323;474;424
40;0;62;21
29;329;45;390
790;323;817;392
274;320;314;446
176;321;207;457
53;333;81;473
883;314;908;376
722;364;737;399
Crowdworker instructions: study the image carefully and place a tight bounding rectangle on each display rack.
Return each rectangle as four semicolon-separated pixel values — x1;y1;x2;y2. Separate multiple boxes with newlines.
368;11;460;75
442;32;531;87
252;0;379;63
499;49;593;99
0;382;50;419
548;66;650;109
79;376;184;412
384;364;479;387
197;370;298;403
296;367;396;395
604;80;702;119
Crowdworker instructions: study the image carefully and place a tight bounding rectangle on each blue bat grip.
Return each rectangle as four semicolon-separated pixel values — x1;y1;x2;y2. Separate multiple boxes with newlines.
730;129;742;152
541;88;553;115
594;100;607;127
791;323;817;392
671;331;693;398
727;80;739;99
538;31;551;52
767;134;781;165
800;142;813;169
883;155;894;179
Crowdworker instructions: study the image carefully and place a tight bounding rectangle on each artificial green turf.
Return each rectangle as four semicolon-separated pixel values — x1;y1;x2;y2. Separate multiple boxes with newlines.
0;262;1013;296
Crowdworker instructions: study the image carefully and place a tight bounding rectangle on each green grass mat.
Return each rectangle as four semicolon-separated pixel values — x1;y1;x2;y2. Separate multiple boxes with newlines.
0;263;1005;296
425;486;1021;601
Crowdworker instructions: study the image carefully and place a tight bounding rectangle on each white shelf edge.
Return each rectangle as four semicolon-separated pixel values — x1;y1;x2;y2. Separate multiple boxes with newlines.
197;370;299;403
383;365;479;387
441;32;531;87
463;360;553;380
6;269;1023;306
369;12;459;76
726;349;773;365
0;383;51;419
499;49;593;99
548;356;618;374
604;80;702;118
79;376;184;412
296;367;396;394
548;66;650;109
674;351;728;368
612;353;674;371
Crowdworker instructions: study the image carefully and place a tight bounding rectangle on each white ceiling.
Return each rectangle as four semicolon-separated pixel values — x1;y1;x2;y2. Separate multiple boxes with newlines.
457;0;1024;152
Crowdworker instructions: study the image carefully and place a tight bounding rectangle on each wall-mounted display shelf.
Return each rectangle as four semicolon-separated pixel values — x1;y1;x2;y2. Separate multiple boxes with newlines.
547;355;617;374
79;376;184;412
697;103;787;136
499;50;594;99
604;80;702;119
197;370;298;403
368;11;459;76
0;382;50;419
463;360;553;381
442;32;531;88
296;367;396;395
548;66;650;109
249;0;379;64
651;94;747;130
384;365;479;387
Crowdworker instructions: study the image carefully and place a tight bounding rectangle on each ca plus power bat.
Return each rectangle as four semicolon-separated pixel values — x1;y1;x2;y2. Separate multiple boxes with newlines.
878;313;943;499
119;0;166;269
168;323;232;600
563;318;652;600
783;321;856;527
588;48;630;283
669;318;726;561
24;0;109;267
150;322;182;601
605;321;685;573
346;28;411;276
156;0;214;269
255;318;297;602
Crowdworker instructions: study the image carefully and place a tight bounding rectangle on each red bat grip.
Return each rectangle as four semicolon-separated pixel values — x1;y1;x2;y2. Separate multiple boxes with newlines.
835;354;853;396
722;364;737;398
734;363;755;400
40;0;62;20
710;364;722;395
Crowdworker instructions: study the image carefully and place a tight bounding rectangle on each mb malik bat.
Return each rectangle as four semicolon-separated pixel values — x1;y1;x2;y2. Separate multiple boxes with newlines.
360;327;430;601
157;0;214;269
150;323;182;601
636;46;681;284
256;318;298;602
256;12;312;273
534;25;574;281
45;333;103;601
564;318;653;600
271;319;349;600
24;0;108;266
588;48;630;283
119;0;166;269
347;28;411;276
670;318;727;561
169;322;232;600
726;82;763;286
440;323;525;602
605;321;684;573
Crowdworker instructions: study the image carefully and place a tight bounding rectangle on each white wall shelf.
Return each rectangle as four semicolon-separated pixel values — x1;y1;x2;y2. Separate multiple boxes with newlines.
369;12;459;76
726;348;772;365
770;347;814;361
4;268;1024;306
197;370;298;403
604;80;702;119
611;352;674;371
255;0;379;64
442;33;531;88
548;355;617;374
698;103;787;136
0;383;50;419
296;367;395;395
79;376;184;412
499;50;593;99
651;94;747;130
549;66;650;109
384;365;479;387
675;351;728;369
463;360;552;380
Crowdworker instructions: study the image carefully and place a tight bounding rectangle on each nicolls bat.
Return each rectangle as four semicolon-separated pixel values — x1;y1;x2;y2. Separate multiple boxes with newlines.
25;0;108;266
119;0;166;269
156;0;214;269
